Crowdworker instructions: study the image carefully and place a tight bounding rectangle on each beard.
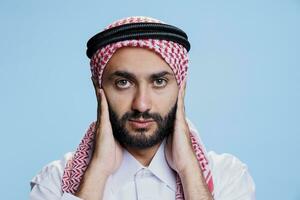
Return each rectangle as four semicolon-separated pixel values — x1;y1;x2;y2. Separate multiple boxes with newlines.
108;103;177;149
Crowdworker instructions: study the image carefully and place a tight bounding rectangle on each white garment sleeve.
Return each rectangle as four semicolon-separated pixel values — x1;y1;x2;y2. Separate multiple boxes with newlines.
30;184;81;200
29;152;82;200
208;152;256;200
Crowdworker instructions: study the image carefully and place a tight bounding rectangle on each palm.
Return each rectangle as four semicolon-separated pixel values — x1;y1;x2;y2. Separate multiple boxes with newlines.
165;80;196;173
93;88;123;175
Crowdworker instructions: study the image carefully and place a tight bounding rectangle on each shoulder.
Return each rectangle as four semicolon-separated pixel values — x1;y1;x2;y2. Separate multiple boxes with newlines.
207;151;256;200
30;152;74;195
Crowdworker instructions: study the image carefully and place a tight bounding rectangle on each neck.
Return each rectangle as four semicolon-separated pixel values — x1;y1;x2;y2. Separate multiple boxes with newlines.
125;142;163;167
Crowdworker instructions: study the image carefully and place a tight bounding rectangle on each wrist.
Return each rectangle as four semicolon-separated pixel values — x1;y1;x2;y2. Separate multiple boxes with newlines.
178;156;201;177
88;156;113;177
178;160;212;200
75;159;110;199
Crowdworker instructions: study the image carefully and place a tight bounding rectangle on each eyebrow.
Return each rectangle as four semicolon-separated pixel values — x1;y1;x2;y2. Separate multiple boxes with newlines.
108;71;136;80
150;71;173;79
108;70;174;80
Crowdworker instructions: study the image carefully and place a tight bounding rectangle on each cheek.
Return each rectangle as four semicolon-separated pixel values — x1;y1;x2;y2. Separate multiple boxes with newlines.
103;87;133;116
154;87;178;114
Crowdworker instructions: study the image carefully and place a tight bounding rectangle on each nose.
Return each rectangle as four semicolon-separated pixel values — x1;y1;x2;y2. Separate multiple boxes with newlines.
131;86;152;113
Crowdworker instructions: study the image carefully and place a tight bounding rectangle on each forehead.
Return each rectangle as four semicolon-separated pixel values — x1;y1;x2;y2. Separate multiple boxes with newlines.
104;47;174;76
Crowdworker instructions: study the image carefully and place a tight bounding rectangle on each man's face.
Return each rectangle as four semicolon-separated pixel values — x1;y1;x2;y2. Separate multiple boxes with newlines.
101;47;179;149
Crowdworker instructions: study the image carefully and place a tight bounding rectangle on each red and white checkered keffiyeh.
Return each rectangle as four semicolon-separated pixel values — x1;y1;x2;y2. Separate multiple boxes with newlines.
61;16;214;199
90;16;188;88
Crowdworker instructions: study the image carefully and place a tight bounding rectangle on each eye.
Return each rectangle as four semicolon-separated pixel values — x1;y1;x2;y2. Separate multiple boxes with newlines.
153;78;167;88
115;79;132;89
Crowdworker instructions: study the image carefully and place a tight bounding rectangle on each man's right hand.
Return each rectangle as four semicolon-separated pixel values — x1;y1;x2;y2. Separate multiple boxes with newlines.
92;87;123;176
75;79;123;200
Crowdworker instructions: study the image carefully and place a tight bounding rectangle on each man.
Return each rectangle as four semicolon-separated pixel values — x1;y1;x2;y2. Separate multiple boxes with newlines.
30;16;255;200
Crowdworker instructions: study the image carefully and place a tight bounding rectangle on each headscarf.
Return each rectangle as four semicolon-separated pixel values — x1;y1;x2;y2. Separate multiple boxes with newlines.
61;16;214;199
90;16;188;88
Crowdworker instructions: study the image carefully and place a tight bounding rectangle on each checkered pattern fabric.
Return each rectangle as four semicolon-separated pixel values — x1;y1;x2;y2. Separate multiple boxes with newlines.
90;16;188;88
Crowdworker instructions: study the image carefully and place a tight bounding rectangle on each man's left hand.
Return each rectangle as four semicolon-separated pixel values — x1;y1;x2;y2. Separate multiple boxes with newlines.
164;80;197;175
164;80;213;200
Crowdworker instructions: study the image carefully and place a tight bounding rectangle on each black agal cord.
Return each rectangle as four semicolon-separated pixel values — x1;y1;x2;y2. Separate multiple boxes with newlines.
86;22;191;58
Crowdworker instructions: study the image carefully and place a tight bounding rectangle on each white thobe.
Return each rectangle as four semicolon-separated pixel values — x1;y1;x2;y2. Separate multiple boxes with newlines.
30;128;255;200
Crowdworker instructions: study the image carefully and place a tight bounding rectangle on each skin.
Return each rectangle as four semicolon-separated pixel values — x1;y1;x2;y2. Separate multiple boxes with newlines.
75;47;212;200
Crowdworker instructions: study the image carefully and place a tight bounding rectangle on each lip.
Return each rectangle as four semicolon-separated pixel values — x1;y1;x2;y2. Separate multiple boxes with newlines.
128;119;155;129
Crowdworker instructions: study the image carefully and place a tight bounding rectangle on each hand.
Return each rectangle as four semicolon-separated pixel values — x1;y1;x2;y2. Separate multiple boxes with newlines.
165;80;198;175
164;80;213;200
91;78;123;176
75;78;123;199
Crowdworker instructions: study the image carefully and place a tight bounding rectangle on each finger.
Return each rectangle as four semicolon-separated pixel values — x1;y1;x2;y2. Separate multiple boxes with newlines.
182;78;187;99
182;79;187;114
176;80;186;121
91;77;101;102
91;76;102;127
99;89;111;125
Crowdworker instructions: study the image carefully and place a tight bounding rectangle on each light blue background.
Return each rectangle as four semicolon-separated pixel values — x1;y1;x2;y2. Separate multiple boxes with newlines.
0;0;299;199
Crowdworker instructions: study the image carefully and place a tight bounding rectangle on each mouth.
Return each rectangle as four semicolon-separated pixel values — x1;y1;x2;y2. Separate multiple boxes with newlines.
128;118;155;129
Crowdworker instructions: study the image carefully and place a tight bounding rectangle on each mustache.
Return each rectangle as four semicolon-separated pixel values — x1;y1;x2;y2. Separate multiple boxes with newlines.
121;110;163;122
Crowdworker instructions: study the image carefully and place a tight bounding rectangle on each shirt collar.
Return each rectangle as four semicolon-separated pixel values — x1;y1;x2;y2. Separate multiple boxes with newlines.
111;148;143;193
148;139;177;191
111;139;176;192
